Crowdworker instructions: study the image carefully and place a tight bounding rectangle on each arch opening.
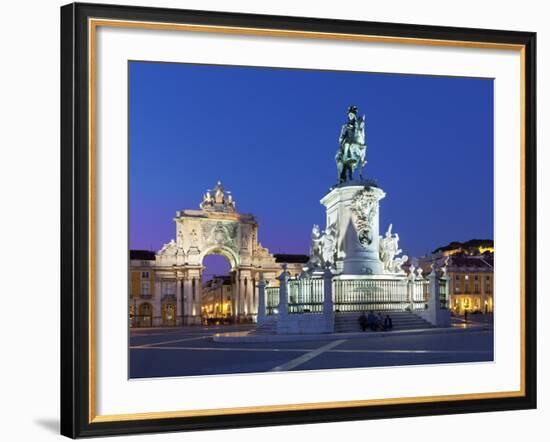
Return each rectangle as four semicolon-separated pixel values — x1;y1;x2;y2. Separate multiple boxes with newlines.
201;252;235;325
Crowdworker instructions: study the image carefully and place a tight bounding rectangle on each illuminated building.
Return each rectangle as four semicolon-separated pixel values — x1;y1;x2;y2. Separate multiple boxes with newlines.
419;251;493;316
446;255;493;315
201;275;233;322
432;239;494;257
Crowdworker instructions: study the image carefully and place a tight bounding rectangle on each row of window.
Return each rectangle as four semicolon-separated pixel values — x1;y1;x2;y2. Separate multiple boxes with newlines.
454;274;491;281
454;285;492;293
137;280;198;298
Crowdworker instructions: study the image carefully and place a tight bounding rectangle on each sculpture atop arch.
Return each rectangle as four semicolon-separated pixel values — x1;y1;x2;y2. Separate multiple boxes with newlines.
200;180;236;212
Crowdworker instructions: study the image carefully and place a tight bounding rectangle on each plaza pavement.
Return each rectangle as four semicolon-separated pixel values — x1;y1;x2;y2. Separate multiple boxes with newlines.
129;323;494;378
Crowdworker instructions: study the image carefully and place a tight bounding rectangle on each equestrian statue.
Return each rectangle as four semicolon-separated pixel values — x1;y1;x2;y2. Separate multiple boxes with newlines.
335;105;367;183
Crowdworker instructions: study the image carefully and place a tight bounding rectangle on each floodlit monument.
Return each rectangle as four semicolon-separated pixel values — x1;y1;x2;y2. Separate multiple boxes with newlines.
256;105;451;334
130;105;451;333
307;105;406;276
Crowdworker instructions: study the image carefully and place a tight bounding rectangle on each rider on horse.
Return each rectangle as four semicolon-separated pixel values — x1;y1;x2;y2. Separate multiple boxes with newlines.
336;105;367;183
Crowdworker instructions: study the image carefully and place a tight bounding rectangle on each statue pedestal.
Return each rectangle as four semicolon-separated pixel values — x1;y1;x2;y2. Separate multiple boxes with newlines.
320;183;385;275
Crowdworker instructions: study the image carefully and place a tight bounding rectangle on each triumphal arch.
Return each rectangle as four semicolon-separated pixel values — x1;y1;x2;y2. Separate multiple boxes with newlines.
151;181;283;325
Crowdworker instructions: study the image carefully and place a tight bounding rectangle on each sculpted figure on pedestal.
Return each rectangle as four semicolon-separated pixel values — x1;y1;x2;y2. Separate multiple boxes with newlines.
226;193;235;209
309;224;323;268
200;181;236;213
408;264;416;281
390;255;408;274
321;224;338;266
379;224;404;273
214;181;224;204
200;190;213;209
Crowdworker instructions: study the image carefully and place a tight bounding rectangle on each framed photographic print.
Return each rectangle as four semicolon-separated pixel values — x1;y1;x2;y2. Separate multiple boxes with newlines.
60;2;537;438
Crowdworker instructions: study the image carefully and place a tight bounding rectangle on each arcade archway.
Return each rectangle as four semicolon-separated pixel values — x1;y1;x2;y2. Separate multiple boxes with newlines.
201;253;234;324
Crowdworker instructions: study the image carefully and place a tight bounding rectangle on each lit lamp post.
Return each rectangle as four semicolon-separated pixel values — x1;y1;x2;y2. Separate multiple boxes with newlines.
463;300;469;324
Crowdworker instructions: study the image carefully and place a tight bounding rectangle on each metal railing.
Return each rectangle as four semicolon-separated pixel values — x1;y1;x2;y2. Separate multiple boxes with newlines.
264;277;431;315
288;278;324;314
334;278;412;312
412;279;429;310
266;286;279;315
438;279;448;309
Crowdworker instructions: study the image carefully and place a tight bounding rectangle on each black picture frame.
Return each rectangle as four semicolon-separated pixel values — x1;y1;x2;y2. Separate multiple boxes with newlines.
61;2;537;438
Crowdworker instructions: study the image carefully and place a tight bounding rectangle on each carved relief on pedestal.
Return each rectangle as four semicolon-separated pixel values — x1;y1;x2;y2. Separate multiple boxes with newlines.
350;188;379;247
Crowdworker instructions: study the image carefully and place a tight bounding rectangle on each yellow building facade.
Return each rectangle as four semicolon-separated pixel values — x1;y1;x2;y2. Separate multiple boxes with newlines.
201;276;234;323
128;250;177;327
419;253;493;316
448;258;493;315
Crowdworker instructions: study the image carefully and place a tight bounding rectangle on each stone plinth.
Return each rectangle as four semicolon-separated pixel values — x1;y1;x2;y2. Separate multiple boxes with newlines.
321;183;385;275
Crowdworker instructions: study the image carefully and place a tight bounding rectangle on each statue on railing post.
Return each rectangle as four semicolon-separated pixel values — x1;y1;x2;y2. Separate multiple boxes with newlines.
277;264;290;317
424;259;451;327
407;264;416;311
257;275;267;324
439;257;450;310
428;261;439;296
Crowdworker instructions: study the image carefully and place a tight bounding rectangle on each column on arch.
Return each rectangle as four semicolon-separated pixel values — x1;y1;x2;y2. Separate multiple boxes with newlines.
193;270;203;323
182;271;193;325
245;275;254;316
252;275;257;317
236;271;243;320
176;270;183;326
230;271;238;322
238;270;248;321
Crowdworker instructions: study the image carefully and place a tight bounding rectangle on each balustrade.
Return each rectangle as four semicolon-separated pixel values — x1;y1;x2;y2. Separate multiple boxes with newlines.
264;276;430;315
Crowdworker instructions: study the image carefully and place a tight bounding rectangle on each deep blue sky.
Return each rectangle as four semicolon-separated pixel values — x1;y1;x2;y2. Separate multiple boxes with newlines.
129;61;493;275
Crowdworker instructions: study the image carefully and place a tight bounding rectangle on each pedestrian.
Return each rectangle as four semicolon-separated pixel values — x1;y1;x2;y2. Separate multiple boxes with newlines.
384;314;393;331
376;312;384;331
367;310;377;331
358;311;368;332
